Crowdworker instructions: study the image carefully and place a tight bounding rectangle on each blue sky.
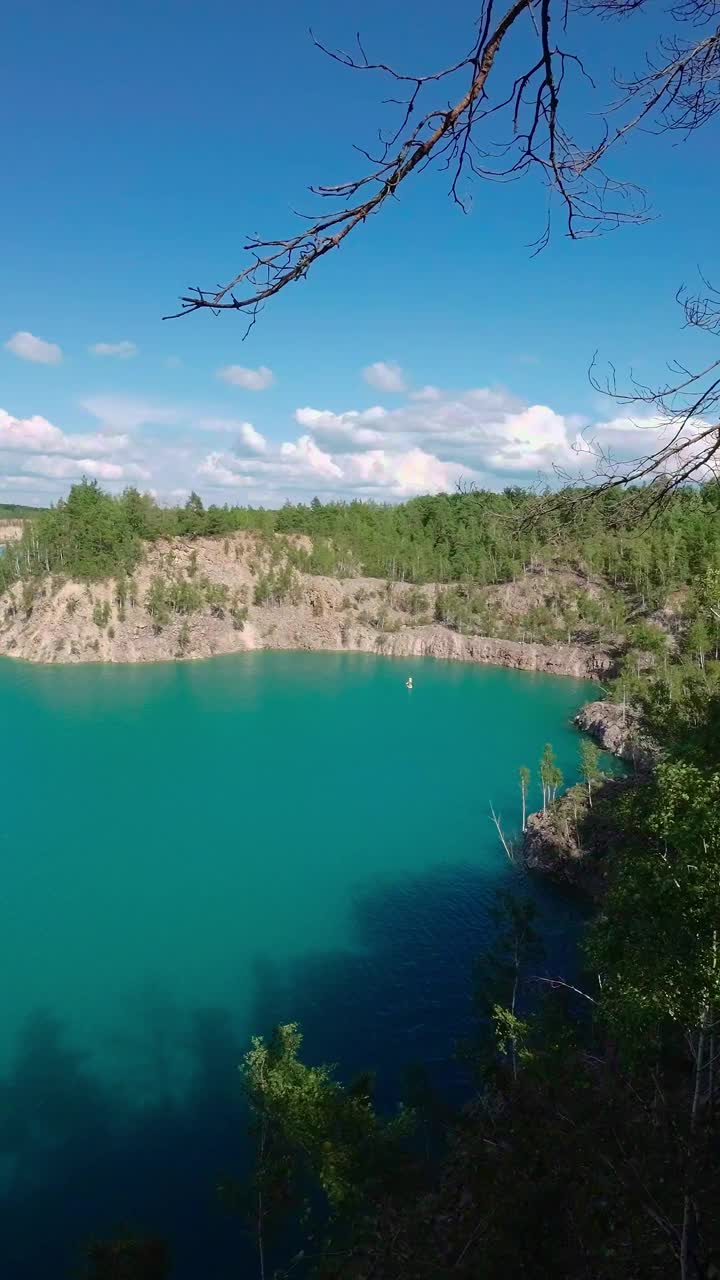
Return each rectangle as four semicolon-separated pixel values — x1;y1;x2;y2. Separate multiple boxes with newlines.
1;0;717;506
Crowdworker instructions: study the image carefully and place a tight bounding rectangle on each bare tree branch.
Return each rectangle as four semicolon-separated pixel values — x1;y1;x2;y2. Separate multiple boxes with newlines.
164;0;720;505
165;0;536;321
168;0;720;322
541;274;720;522
490;803;516;861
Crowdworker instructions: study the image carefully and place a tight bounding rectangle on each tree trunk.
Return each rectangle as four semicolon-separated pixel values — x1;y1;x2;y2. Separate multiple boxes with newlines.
681;1015;707;1280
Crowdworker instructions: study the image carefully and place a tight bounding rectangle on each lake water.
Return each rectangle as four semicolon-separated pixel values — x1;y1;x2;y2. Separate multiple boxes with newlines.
0;651;593;1277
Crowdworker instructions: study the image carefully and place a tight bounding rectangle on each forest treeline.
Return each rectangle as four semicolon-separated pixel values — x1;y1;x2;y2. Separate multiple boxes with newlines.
0;502;49;520
2;479;720;603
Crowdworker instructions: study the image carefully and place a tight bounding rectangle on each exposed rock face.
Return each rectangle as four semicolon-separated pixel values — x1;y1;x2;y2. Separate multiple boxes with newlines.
372;630;610;679
573;700;655;767
522;698;656;897
522;780;631;901
0;533;614;678
523;803;601;899
0;523;24;543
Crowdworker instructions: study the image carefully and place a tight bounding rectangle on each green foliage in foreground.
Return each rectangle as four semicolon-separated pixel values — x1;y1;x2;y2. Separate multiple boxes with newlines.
589;759;720;1046
225;749;720;1278
199;667;720;1280
83;1234;170;1279
229;1023;415;1249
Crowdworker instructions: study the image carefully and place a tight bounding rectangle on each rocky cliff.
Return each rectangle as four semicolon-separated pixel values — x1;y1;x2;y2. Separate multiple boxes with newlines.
0;532;614;678
522;779;632;900
521;697;657;897
574;700;656;767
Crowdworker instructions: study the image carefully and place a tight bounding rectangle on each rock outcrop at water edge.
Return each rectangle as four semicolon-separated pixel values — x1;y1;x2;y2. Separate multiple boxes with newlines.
522;779;632;901
573;699;656;768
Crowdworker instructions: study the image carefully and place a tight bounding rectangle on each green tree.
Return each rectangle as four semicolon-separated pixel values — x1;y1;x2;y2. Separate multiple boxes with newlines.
21;581;37;618
590;762;720;1051
589;761;720;1274
83;1234;170;1279
578;740;601;807
145;577;170;632
179;491;206;538
92;600;110;629
539;744;562;812
518;765;530;832
473;893;544;1082
177;621;191;655
686;617;711;671
115;570;128;610
166;579;204;615
697;565;720;658
233;1023;415;1276
401;587;430;617
203;579;229;616
626;620;666;659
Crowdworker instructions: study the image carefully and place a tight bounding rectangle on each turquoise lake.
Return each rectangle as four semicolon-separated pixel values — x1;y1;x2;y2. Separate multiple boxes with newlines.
1;651;593;1277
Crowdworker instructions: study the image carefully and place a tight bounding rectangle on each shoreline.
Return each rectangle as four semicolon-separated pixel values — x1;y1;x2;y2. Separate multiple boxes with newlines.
0;620;612;680
0;533;617;680
0;635;606;683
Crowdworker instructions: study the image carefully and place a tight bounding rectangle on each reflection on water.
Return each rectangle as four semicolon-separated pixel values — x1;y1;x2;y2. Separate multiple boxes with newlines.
0;651;592;1276
1;861;584;1278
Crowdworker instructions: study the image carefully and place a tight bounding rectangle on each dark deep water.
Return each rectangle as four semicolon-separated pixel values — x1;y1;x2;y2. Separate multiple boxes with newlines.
0;651;593;1277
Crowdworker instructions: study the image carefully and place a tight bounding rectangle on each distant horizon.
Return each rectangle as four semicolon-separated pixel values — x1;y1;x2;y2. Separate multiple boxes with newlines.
3;469;717;520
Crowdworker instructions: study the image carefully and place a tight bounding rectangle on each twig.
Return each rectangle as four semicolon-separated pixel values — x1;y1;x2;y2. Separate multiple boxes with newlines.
490;802;515;861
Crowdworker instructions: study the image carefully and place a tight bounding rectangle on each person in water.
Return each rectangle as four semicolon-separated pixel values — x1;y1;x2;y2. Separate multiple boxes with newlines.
406;676;413;689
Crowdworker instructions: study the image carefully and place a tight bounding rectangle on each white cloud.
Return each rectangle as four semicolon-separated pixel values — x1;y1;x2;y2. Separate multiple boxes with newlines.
0;408;128;457
80;395;179;432
344;447;466;496
585;413;673;450
572;411;720;482
193;387;568;503
294;406;386;452
296;387;573;478
0;405;147;503
90;341;138;358
280;435;342;479
362;361;406;393
21;456;148;481
197;417;267;453
217;364;274;390
197;416;240;432
482;404;577;474
239;422;267;454
198;452;256;488
7;382;708;512
5;331;62;365
410;385;441;402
